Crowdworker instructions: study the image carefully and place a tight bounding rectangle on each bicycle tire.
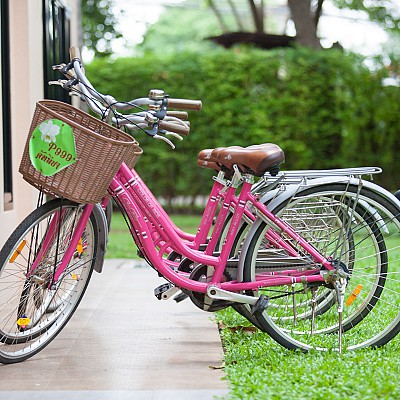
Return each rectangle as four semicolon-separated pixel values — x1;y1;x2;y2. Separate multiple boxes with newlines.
217;216;265;329
0;199;98;363
243;184;400;351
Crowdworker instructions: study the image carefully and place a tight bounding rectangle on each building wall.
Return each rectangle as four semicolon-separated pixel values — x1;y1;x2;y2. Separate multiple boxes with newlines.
0;0;81;246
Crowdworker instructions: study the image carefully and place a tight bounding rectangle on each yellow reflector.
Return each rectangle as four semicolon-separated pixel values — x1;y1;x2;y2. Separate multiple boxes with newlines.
17;317;31;327
9;240;27;263
76;237;83;254
345;284;363;306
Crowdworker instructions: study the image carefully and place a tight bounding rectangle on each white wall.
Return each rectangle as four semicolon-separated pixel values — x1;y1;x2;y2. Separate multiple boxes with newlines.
0;0;81;246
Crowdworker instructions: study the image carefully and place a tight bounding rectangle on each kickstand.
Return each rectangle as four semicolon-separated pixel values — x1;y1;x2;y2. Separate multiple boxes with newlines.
334;278;347;353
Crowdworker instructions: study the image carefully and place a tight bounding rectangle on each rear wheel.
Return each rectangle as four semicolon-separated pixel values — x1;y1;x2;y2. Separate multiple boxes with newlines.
243;184;400;351
0;199;98;363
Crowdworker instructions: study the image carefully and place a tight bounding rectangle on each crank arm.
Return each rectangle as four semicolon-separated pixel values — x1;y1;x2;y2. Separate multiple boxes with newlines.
206;285;258;306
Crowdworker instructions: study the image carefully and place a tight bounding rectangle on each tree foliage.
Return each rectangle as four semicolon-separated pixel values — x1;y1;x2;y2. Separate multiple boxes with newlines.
81;0;122;57
86;47;400;210
139;6;220;55
334;0;400;32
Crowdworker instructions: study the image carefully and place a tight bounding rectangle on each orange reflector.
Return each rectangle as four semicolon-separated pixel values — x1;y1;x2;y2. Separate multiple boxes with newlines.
345;284;363;306
17;317;31;327
9;240;27;263
71;273;79;280
76;237;83;254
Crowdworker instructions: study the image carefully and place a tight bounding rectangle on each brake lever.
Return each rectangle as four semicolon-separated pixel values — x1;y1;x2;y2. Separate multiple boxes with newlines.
48;79;68;87
52;63;66;71
154;134;175;149
48;77;79;90
159;130;183;141
52;63;77;79
153;98;168;119
143;123;175;149
144;124;158;137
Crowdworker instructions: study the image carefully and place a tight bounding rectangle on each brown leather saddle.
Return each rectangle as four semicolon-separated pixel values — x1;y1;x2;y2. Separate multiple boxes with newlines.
198;143;285;176
197;148;222;171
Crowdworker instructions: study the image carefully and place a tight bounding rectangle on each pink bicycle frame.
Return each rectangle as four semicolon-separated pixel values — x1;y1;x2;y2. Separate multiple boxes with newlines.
120;167;299;258
27;162;333;296
107;163;332;293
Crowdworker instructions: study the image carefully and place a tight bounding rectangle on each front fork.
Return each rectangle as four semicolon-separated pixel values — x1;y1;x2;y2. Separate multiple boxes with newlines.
26;204;94;287
51;204;94;285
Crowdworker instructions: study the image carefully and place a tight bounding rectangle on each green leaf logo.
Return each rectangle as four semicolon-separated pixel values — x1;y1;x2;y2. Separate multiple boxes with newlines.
29;119;77;176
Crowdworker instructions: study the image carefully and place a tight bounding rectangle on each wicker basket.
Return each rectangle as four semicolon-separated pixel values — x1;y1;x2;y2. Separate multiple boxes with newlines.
19;100;142;204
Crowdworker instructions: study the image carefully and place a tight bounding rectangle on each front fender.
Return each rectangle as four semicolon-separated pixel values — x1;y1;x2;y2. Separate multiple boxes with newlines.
92;203;108;273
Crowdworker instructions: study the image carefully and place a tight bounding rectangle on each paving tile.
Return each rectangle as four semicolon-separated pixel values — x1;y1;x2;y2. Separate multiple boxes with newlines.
0;260;228;398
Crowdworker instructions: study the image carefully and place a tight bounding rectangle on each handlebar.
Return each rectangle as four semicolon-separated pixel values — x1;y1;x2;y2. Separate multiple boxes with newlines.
69;46;81;61
52;46;201;148
159;120;190;136
166;111;189;120
166;98;202;111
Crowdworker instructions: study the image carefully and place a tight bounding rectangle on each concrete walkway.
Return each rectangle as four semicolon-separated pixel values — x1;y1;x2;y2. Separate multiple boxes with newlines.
0;260;228;399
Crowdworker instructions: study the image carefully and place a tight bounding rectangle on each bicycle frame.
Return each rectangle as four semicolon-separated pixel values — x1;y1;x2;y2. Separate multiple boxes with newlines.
108;163;331;293
27;161;389;304
114;166;299;260
26;162;356;303
125;167;225;247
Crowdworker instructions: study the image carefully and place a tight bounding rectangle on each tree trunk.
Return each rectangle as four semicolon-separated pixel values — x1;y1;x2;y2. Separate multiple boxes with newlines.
248;0;264;33
314;0;325;27
208;0;229;33
287;0;321;49
228;0;245;31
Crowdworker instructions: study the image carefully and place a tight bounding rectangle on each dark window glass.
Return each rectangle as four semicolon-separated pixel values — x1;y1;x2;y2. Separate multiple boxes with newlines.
43;0;71;103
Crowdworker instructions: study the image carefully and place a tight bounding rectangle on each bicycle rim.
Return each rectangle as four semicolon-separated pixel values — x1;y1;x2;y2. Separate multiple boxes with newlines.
0;199;96;363
244;184;400;351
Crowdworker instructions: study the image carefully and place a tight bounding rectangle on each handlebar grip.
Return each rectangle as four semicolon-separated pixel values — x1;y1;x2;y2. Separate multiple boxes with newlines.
166;98;202;111
166;111;189;120
69;46;81;61
158;120;190;136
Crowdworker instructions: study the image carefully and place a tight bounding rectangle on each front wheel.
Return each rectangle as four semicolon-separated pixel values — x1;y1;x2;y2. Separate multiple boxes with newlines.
0;199;98;363
243;184;400;351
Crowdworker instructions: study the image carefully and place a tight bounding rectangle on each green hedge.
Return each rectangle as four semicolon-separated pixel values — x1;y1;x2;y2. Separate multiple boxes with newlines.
86;47;400;203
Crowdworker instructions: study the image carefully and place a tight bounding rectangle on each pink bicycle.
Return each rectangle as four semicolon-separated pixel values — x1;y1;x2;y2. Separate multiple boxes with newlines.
0;48;399;363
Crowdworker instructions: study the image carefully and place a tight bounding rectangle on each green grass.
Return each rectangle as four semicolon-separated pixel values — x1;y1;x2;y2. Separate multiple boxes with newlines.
216;307;400;400
105;211;201;259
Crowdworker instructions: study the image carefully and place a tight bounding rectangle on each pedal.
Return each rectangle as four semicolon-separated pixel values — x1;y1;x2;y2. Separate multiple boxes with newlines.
173;291;189;303
154;283;179;300
251;294;269;317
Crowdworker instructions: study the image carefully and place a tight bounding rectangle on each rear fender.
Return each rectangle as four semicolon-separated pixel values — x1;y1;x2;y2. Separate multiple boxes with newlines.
237;177;400;282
